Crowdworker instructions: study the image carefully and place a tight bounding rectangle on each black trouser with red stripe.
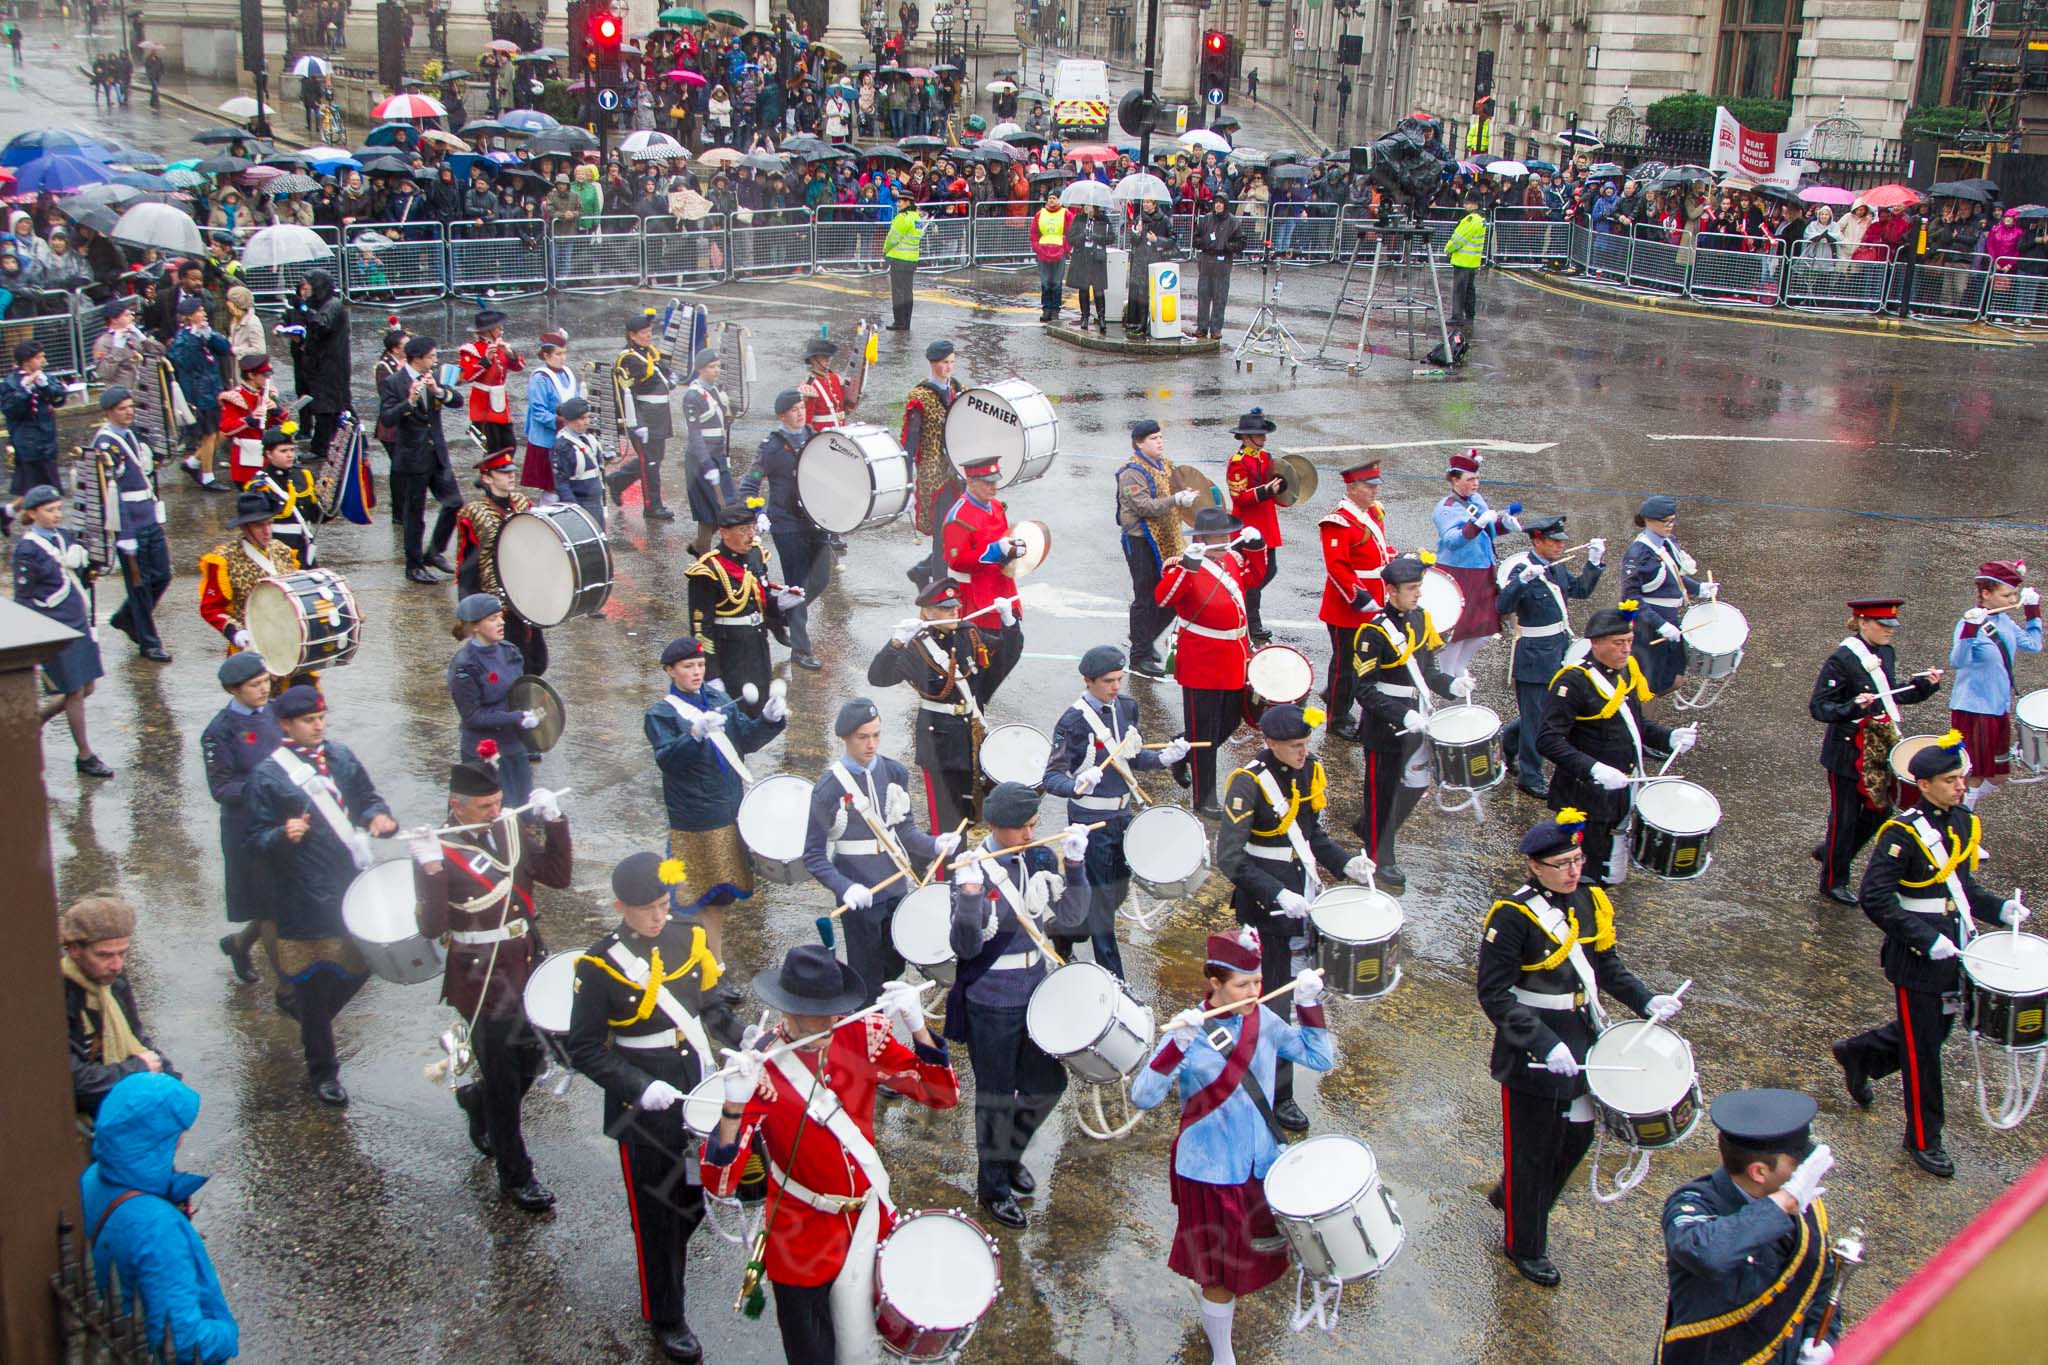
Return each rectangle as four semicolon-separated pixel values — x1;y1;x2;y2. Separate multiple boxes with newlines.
616;1124;706;1328
923;763;975;834
1819;768;1886;891
1324;624;1363;729
1499;1084;1593;1261
1837;984;1954;1152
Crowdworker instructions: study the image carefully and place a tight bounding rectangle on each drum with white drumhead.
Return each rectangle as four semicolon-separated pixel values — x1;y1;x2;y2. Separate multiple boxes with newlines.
1629;779;1720;880
1680;601;1748;681
1418;566;1465;640
796;424;912;534
944;378;1057;488
2017;690;2048;774
1123;805;1209;898
736;773;813;884
1425;704;1502;793
341;859;443;985
875;1208;1002;1361
1585;1020;1702;1150
521;951;579;1035
496;503;613;625
1308;886;1404;1000
1962;931;2048;1053
247;568;363;676
1263;1135;1406;1282
979;723;1051;787
1026;961;1156;1086
682;1073;730;1137
890;883;957;985
1248;644;1314;707
1888;734;1946;810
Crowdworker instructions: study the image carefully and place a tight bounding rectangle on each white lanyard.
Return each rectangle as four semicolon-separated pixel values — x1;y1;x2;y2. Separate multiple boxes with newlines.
559;431;601;480
542;365;579;405
25;531;80;611
1376;616;1435;718
604;940;716;1076
662;692;755;788
269;746;371;870
1906;813;1977;945
240;538;280;577
1197;555;1246;614
1579;665;1647;775
442;819;521;917
1250;767;1321;898
829;761;914;878
1524;889;1608;1030
253;472;310;544
1840;637;1904;728
1069;694;1148;806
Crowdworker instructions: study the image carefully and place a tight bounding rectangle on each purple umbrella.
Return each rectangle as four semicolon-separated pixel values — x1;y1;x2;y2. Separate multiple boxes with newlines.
10;154;114;195
1798;185;1857;207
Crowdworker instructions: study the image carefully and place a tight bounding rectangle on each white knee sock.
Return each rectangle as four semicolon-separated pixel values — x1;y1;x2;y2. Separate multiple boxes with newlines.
1200;1297;1237;1365
1964;783;1984;809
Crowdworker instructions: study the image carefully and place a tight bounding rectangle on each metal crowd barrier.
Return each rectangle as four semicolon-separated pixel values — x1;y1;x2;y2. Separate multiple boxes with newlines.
729;207;813;280
1905;253;1992;321
1686;234;1783;307
1;290;86;381
235;223;343;307
1584;228;1631;283
1783;243;1892;313
969;201;1037;268
448;217;550;300
916;212;972;272
1625;234;1689;296
342;220;446;309
1489;206;1566;267
814;210;890;274
1983;257;2048;325
551;214;646;295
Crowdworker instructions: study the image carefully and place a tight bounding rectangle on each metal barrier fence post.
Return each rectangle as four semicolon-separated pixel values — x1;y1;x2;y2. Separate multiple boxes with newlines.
548;213;648;294
1782;241;1891;314
729;206;815;280
1905;252;1992;321
1;290;86;382
1984;256;2048;325
340;220;447;308
236;223;343;309
970;200;1038;268
643;213;731;288
447;217;551;300
1624;231;1688;295
916;208;971;272
814;206;890;274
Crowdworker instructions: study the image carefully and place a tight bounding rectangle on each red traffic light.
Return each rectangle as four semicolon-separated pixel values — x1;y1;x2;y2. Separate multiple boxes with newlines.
593;13;621;44
1204;31;1226;53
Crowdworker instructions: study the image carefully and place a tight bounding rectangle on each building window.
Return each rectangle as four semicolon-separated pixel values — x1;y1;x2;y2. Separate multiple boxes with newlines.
1915;0;2026;106
1713;0;1805;100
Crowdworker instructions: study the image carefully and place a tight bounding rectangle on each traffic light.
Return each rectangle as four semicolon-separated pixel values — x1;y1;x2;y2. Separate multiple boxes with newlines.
591;7;624;93
1200;30;1230;108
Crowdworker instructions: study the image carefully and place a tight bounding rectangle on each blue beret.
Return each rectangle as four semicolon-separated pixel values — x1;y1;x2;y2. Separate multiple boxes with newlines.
1079;644;1126;679
661;636;704;666
1908;731;1968;780
925;339;955;362
774;387;804;415
1708;1088;1817;1156
557;396;590;421
218;653;269;687
1259;704;1312;741
19;483;62;510
273;684;326;718
99;386;133;410
835;697;881;737
456;593;504;623
1520;811;1585;857
983;780;1041;828
692;346;720;371
1638;494;1678;520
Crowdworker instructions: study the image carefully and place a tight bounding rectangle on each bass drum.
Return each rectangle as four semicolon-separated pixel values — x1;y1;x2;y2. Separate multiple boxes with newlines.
496;503;613;625
246;568;363;676
944;379;1058;488
796;423;912;534
1418;566;1465;641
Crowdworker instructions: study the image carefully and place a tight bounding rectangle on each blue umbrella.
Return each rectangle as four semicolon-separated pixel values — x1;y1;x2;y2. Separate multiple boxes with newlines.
2;128;113;168
310;157;361;174
364;122;417;147
112;170;176;190
500;109;560;133
11;154;114;194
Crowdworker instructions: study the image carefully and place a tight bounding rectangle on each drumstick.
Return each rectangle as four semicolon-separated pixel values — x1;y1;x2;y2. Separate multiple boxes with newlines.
1618;979;1691;1056
916;820;971;891
1144;740;1212;749
2014;888;2027;941
947;821;1108;868
413;787;576;838
1526;1063;1646;1073
712;984;938;1084
1196;969;1324;1021
825;867;910;920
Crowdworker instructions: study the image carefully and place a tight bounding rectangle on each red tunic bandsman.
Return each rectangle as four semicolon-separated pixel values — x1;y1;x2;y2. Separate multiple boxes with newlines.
799;335;854;432
939;454;1025;704
457;308;525;455
1155;506;1267;814
1319;459;1395;739
1224;407;1283;643
217;353;278;483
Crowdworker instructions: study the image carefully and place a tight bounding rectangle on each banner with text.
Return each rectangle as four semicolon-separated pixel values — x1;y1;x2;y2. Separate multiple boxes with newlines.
1708;107;1814;190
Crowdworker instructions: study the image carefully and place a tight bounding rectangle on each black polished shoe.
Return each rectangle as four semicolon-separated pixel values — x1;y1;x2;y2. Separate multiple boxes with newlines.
884;322;909;331
502;1178;557;1212
405;566;441;584
1501;748;1519;778
456;1084;492;1156
1485;1182;1505;1211
311;1078;349;1107
979;1193;1028;1230
1509;1251;1561;1287
1823;884;1857;906
1193;798;1222;819
654;1322;704;1363
1128;656;1167;680
1273;1098;1310;1133
1009;1163;1036;1195
1330;718;1360;742
75;754;115;779
646;506;678;522
1908;1143;1956;1178
140;646;173;663
1376;862;1407;889
793;651;823;671
1515;781;1550;800
426;552;455;574
1832;1041;1873;1108
219;933;259;984
1248;627;1273;646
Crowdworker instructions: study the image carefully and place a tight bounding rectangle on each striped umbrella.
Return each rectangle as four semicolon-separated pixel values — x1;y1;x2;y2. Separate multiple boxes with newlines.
371;92;448;120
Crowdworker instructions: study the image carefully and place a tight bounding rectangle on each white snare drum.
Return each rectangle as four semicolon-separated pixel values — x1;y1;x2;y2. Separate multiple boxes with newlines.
2016;689;2048;773
682;1073;730;1137
1263;1135;1406;1282
1123;805;1209;898
341;860;443;986
496;503;613;625
1629;779;1721;880
521;951;579;1035
1248;644;1314;706
247;568;363;676
875;1208;1002;1361
944;378;1058;488
736;773;813;884
1963;932;2048;1053
1418;565;1465;640
1425;704;1503;792
890;883;957;985
1585;1020;1702;1150
1003;519;1052;579
1308;885;1404;999
1888;733;1949;809
979;723;1051;787
1025;961;1156;1085
797;423;912;534
1680;601;1748;681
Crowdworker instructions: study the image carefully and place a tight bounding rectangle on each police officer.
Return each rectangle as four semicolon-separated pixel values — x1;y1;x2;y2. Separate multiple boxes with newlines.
1040;645;1193;976
93;387;174;664
1830;732;2027;1178
1496;515;1604;799
739;388;826;672
447;593;541;808
1478;810;1680;1286
680;346;735;555
1354;553;1468;887
1215;704;1375;1131
867;578;987;832
609;311;677;523
1659;1089;1841;1365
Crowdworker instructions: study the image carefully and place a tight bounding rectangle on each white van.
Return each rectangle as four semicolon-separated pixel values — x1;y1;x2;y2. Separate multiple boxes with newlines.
1051;58;1111;139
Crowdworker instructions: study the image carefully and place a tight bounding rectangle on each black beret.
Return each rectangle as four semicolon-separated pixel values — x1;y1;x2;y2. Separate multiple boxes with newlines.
835;697;881;737
450;762;502;797
99;386;133;410
660;636;704;666
18;483;63;510
716;502;756;527
1639;494;1678;520
556;396;590;422
218;653;269;687
982;781;1041;828
611;850;672;906
261;427;295;447
774;387;804;415
1520;810;1586;857
1079;644;1126;679
1129;418;1160;442
1382;554;1428;587
273;684;326;718
1908;732;1968;780
456;592;503;623
1585;605;1636;638
1258;704;1312;740
692;346;720;371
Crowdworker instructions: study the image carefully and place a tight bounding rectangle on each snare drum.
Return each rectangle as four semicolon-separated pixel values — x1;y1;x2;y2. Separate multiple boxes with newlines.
1888;734;1946;809
1308;886;1404;999
1025;961;1156;1085
979;723;1051;787
874;1209;1002;1361
1248;644;1314;707
944;379;1058;488
341;860;443;986
246;568;363;676
736;773;813;884
1962;931;2048;1053
1425;704;1502;792
1263;1135;1406;1283
1680;601;1748;681
1003;520;1052;579
1123;805;1209;898
1585;1020;1702;1150
1418;565;1465;640
797;424;912;534
2016;690;2048;773
682;1073;730;1137
1629;779;1720;880
521;951;579;1035
890;883;957;985
496;503;612;626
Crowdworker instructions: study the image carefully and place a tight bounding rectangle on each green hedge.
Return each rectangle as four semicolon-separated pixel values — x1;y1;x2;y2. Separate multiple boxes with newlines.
1644;92;1791;134
1901;103;2011;141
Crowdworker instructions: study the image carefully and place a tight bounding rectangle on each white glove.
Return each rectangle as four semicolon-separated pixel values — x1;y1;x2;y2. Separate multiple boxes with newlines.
632;426;649;445
2001;898;2030;927
2025;587;2041;608
843;881;874;911
689;709;715;738
878;980;924;1034
994;597;1016;628
1591;762;1631;791
1293;968;1324;1008
1782;1143;1833;1211
1165;1007;1205;1045
755;512;773;537
1276;889;1311;919
639;1079;685;1111
1543;1042;1580;1077
116;537;138;555
231;628;253;650
1647;993;1684;1022
528;786;563;822
1343;852;1376;885
1699;581;1719;600
1401;709;1427;734
761;693;789;723
1060;822;1090;862
1072;766;1102;795
702;464;723;484
932;830;963;859
720;1049;763;1105
1239;527;1264;550
1670;725;1698;755
1513;561;1539;585
1172;488;1198;506
409;834;443;867
1181;540;1209;562
1964;607;1991;626
1156;737;1193;763
1658;620;1683;643
519;710;543;730
1928;935;1961;961
954;864;986;898
1450;673;1476;698
773;589;804;611
1477;509;1499;528
1797;1341;1834;1365
1586;536;1606;565
891;618;921;645
63;543;91;569
703;708;729;731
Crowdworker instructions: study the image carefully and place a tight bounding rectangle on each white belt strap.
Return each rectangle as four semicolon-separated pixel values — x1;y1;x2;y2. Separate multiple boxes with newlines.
604;940;716;1077
614;1029;690;1049
1634;532;1691;605
1579;665;1647;776
1525;890;1606;1030
1374;681;1417;697
1511;986;1582;1010
1517;621;1569;638
1898;896;1951;915
1074;793;1129;812
764;1151;869;1214
989;950;1041;972
449;922;528;944
1842;636;1904;728
1906;813;1976;945
765;1048;893;1211
830;762;914;879
1069;694;1148;809
663;693;755;789
268;747;371;870
919;699;968;717
1180;621;1246;641
1246;844;1296;861
1250;768;1321;898
917;634;984;725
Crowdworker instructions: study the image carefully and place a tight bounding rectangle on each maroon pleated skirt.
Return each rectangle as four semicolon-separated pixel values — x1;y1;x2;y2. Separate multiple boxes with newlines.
1167;1169;1291;1295
521;441;557;492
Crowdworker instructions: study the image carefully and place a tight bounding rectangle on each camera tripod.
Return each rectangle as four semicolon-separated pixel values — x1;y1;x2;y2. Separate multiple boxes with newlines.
1231;239;1303;379
1315;220;1456;374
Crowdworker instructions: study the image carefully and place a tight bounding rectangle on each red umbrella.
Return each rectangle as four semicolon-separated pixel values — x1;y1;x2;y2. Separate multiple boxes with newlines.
371;92;447;120
1066;144;1117;164
1855;183;1920;210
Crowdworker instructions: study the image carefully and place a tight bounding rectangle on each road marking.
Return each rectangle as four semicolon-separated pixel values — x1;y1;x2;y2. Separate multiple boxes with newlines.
1283;438;1558;455
1644;434;1849;445
761;274;1042;316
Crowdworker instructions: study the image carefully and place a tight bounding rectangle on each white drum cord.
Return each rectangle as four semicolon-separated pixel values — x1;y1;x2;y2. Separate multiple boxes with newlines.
700;1191;762;1248
1075;1077;1147;1142
1587;1126;1653;1204
1670;650;1742;711
1288;1269;1345;1334
1971;1032;2048;1131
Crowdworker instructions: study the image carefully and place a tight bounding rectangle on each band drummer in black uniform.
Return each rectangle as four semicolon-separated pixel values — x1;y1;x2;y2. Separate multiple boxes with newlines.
738;388;827;672
1496;515;1603;799
686;504;788;711
609;311;677;523
868;577;988;832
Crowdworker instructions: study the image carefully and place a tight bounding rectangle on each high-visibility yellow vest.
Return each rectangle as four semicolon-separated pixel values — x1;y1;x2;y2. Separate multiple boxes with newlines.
1035;206;1066;249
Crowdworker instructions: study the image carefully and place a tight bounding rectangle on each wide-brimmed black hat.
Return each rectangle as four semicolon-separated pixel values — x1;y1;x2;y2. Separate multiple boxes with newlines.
1230;407;1276;437
1190;506;1241;538
227;490;278;528
752;944;867;1016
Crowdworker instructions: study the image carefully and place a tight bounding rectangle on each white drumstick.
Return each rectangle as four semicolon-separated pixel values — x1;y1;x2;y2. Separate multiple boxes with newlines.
411;787;576;837
1526;1063;1645;1073
1620;979;1691;1055
2015;888;2027;941
769;677;788;702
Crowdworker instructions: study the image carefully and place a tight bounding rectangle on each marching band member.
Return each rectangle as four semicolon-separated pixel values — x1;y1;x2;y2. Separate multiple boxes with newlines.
204;653;284;994
1354;552;1467;887
1215;704;1372;1132
548;396;607;535
246;426;318;568
370;317;408;493
1318;460;1394;740
1041;645;1191;976
242;685;398;1105
412;761;572;1211
568;853;738;1364
902;339;964;583
1431;449;1520;677
867;579;987;832
1949;559;2042;807
520;329;576;499
92;387;174;665
14;485;112;777
803;697;960;1003
681;346;737;555
456;449;549;673
608;311;678;523
1659;1089;1840;1365
705;946;959;1362
1224;408;1284;645
447;593;542;808
1479;810;1678;1285
1114;417;1194;680
198;491;301;665
799;335;855;431
1622;495;1713;698
1830;732;2026;1178
217;353;276;484
1496;515;1603;799
1537;603;1696;886
1156;507;1266;816
380;334;463;585
1810;598;1943;904
687;504;790;707
740;389;827;672
947;782;1092;1228
644;636;787;960
2;341;71;511
1132;929;1332;1365
939;454;1025;705
455;307;524;457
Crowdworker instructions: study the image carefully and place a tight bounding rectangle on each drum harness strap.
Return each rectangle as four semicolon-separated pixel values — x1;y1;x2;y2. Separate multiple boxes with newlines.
981;855;1055;972
1841;637;1905;727
1500;553;1571;641
915;633;985;725
1631;532;1694;611
22;530;84;615
762;1047;894;1218
269;746;371;871
829;761;916;880
1180;556;1247;639
441;821;527;942
664;692;757;788
1566;662;1650;793
1070;695;1150;811
576;937;718;1077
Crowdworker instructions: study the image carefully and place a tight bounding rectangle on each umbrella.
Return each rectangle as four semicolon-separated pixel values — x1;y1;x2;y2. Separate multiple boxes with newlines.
485;38;520;52
290;55;332;77
696;146;743;168
739;151;787;172
437;70;474;82
898;135;944;151
1753;183;1798;203
241;224;333;269
101;146;166;170
196;154;253;174
799;147;849;163
1015;90;1048;103
1112;171;1171;201
1228;147;1269;167
299;144;355;162
907;66;936;78
2013;205;2048;220
511;52;557;63
1265;149;1303;165
373;92;448;119
1525;159;1559;174
1058;179;1113;210
499;109;560;132
1650;165;1712;188
112;202;204;254
1856;183;1921;210
1210;112;1241;131
163;168;206;189
1067;144;1117;164
1486;159;1530;177
359;156;414;176
528;46;569;58
526;127;599;157
621;130;687;155
420;129;470;151
459;120;512;137
11;154;113;194
218;96;277;118
351;231;393;251
190;127;255;146
861;147;913;165
986;79;1017;94
973;140;1021;163
265;173;321;195
990;120;1024;139
710;8;748;22
241;165;288;184
1797;184;1857;206
2;129;111;167
1586;162;1623;178
1456;159;1485;176
1928;179;1993;203
364;123;419;147
668;68;709;86
1271;164;1312;182
110;170;176;191
307;155;360;173
1555;128;1604;148
633;144;693;163
257;151;314;169
1030;167;1074;184
60;200;122;232
1180;128;1229;153
659;6;707;23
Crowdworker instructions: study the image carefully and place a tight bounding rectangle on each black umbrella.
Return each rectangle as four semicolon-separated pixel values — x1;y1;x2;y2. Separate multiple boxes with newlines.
359;156;414;175
738;151;787;172
259;150;315;168
1929;179;1993;203
195;154;252;174
1753;183;1798;203
800;147;850;162
1650;164;1712;188
1272;164;1311;181
898;135;943;150
495;165;548;188
192;127;251;145
461;119;513;136
862;146;914;165
60;201;119;234
1030;167;1073;183
1586;161;1624;178
998;130;1047;148
1265;149;1302;166
1210;112;1240;130
526;126;599;156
